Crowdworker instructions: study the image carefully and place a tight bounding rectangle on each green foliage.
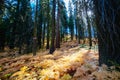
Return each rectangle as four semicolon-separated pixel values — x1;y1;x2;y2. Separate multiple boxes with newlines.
60;74;72;80
4;73;12;78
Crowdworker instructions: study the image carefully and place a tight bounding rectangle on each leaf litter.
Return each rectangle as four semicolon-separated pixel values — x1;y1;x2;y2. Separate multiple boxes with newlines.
0;41;120;80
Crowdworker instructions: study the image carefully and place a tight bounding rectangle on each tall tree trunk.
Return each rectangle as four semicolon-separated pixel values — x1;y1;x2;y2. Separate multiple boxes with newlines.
84;0;92;49
33;0;38;56
56;0;60;48
75;19;78;40
38;10;42;49
68;0;74;41
77;18;80;44
37;22;42;49
0;29;5;51
60;27;64;42
42;21;46;47
70;29;74;40
46;1;50;49
75;1;78;40
49;0;56;54
0;0;5;51
46;22;50;49
94;0;120;66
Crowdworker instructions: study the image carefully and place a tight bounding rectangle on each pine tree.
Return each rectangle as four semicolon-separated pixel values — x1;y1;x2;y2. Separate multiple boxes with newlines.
94;0;120;66
49;0;56;54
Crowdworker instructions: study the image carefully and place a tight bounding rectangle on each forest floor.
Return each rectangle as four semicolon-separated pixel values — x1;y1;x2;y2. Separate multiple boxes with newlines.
0;41;120;80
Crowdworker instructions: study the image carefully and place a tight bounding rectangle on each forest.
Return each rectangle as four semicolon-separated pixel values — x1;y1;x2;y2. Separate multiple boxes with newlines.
0;0;120;80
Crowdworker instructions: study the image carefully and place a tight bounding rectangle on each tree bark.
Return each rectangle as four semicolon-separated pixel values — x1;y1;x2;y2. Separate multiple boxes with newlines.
46;22;50;49
49;0;56;54
94;0;120;66
38;10;42;49
42;21;46;47
84;0;92;49
33;0;38;56
46;1;50;49
56;0;60;48
0;29;5;51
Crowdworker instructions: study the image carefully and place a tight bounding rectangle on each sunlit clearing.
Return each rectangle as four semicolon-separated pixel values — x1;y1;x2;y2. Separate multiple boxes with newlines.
9;46;99;80
39;49;88;79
